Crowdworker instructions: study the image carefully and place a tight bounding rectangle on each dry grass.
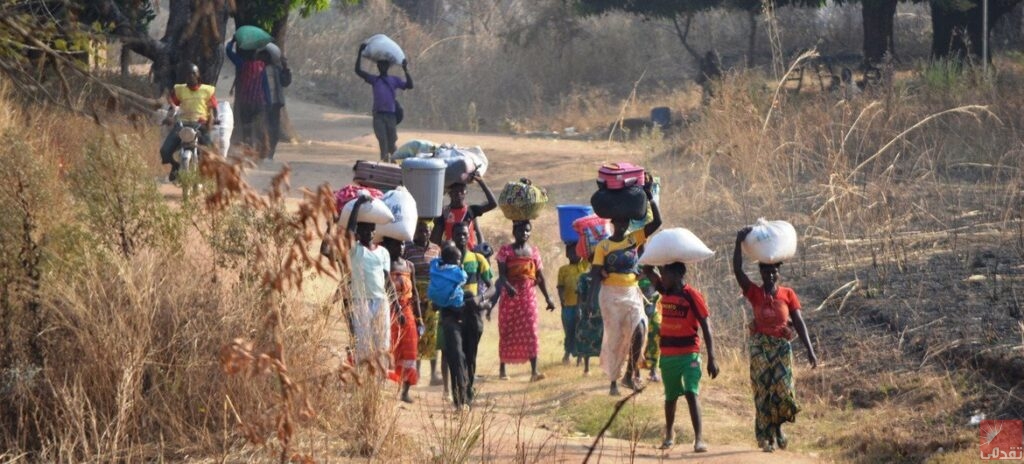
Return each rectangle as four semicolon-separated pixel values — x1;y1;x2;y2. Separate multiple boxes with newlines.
3;9;1024;460
0;82;393;462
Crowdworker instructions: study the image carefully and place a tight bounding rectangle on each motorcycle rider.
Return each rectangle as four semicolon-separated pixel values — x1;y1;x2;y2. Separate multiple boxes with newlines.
160;63;218;182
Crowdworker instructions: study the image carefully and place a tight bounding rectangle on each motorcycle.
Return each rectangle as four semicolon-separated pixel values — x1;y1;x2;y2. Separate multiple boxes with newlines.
173;121;205;173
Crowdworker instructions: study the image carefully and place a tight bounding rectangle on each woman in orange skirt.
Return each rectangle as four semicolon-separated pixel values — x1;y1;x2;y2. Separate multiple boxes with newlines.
383;238;424;403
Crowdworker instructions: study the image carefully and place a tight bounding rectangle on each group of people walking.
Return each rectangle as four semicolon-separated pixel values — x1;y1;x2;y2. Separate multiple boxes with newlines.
337;172;818;454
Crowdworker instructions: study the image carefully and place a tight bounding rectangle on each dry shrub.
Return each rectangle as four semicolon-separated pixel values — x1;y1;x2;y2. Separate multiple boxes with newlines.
0;83;363;462
36;247;265;460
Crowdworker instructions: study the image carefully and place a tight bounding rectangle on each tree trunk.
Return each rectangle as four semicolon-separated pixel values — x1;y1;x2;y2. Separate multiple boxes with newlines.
121;46;131;76
932;0;1023;61
95;0;228;92
862;0;898;65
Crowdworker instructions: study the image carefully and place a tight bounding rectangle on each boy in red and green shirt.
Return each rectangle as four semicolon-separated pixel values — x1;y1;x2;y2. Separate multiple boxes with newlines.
643;262;720;453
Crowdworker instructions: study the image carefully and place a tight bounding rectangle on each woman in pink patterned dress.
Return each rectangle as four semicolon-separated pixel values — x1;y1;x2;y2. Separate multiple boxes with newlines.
492;221;556;382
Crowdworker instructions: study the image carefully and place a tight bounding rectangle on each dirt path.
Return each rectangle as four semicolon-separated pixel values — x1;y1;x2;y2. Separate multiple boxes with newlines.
180;89;824;463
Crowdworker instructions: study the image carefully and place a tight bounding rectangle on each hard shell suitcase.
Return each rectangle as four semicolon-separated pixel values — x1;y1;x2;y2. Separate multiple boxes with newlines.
597;163;645;190
353;160;402;191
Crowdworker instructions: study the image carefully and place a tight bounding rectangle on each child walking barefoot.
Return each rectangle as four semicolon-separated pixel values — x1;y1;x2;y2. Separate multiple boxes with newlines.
643;263;719;453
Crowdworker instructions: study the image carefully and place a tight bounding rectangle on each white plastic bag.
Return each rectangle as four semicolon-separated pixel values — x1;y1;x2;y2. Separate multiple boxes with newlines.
362;34;406;64
211;101;233;157
373;186;418;242
639;228;715;265
742;218;798;264
434;145;489;177
338;193;395;226
459;146;488;177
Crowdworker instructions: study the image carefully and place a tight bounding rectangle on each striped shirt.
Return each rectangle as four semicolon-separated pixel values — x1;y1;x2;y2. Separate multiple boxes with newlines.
404;242;440;283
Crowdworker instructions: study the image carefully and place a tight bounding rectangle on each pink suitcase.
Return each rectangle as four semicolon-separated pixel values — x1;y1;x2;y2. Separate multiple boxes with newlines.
597;163;645;190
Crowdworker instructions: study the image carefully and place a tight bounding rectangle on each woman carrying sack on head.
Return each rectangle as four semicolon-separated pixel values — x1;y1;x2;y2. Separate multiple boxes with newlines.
733;227;818;452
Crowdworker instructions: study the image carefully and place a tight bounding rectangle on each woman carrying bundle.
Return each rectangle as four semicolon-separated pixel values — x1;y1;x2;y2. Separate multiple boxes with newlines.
588;180;662;396
492;221;555;381
733;227;818;452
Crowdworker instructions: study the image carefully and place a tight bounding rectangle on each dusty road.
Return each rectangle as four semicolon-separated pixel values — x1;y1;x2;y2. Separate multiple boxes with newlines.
164;86;825;462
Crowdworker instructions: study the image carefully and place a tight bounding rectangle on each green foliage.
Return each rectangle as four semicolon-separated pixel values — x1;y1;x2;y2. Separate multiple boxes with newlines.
67;134;182;257
238;0;333;31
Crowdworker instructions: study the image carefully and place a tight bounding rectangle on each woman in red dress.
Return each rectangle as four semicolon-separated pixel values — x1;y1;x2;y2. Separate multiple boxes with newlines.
492;221;555;381
383;238;423;403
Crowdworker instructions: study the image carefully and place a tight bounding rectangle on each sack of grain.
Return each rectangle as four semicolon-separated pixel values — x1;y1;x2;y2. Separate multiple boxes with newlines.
639;228;715;265
374;187;418;242
741;218;797;264
235;25;272;51
361;34;406;64
339;193;395;226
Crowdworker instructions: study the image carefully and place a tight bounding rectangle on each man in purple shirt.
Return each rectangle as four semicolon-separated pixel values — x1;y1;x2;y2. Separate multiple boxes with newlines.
355;44;414;162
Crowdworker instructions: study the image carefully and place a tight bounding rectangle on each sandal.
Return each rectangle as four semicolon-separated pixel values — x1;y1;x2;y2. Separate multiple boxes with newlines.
659;438;674;450
530;372;546;382
693;441;708;453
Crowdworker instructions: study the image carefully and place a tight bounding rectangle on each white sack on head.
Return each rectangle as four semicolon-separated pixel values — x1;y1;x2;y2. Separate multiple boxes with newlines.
373;186;418;242
339;193;395;226
361;34;406;64
639;228;715;265
741;218;797;264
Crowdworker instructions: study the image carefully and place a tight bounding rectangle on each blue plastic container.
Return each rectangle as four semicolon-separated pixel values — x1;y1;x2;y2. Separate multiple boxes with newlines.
557;205;594;243
651;107;671;128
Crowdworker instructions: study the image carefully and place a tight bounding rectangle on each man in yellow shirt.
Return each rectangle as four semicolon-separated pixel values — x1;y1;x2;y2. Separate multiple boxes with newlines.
589;179;662;396
557;243;589;365
160;63;218;182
